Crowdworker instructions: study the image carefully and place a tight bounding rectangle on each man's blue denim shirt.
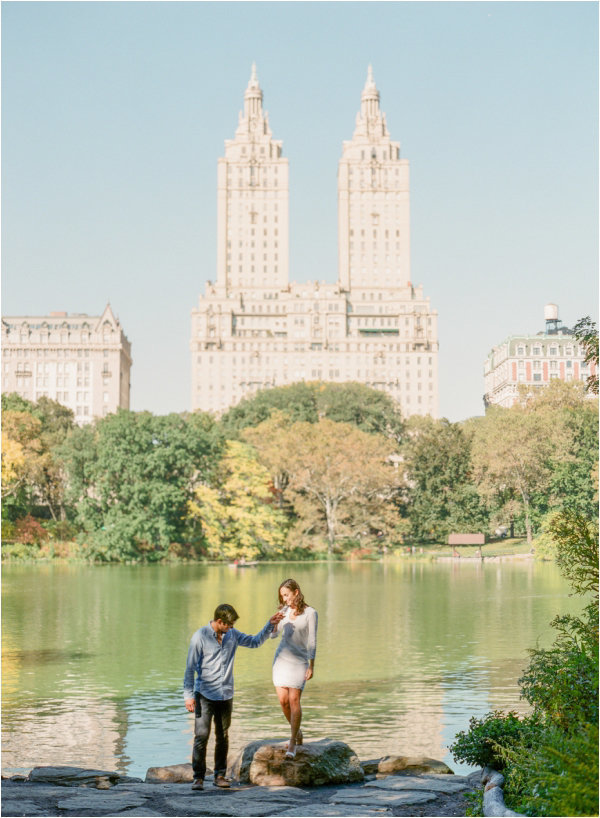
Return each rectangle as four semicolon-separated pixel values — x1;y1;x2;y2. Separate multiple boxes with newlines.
183;620;273;702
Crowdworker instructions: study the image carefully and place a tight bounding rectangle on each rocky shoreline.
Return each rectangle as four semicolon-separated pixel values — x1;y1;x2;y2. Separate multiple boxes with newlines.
2;740;483;818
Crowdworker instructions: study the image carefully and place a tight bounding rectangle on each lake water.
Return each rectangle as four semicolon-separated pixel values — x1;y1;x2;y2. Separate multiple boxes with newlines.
1;559;580;778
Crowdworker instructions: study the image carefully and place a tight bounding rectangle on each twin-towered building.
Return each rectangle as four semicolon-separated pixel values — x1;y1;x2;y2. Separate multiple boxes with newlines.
190;66;440;418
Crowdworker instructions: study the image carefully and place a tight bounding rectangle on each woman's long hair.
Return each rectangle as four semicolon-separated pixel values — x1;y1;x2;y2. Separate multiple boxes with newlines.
278;578;308;614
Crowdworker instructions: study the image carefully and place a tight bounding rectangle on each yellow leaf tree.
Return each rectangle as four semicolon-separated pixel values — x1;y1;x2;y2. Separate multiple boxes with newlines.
248;417;402;554
188;440;289;561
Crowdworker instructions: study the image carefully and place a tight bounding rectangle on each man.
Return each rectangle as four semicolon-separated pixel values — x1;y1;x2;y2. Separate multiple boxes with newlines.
183;603;283;791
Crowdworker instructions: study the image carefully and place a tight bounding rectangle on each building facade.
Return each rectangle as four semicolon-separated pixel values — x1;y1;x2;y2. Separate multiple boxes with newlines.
191;67;439;417
483;304;594;408
2;304;132;423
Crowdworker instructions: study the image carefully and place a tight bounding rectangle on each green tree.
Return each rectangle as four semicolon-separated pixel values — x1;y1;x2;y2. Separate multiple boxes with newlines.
220;381;404;442
471;407;557;544
60;410;221;561
402;416;488;542
220;382;319;437
187;440;289;560
1;394;75;523
249;418;401;553
573;316;599;395
516;380;598;520
314;382;404;443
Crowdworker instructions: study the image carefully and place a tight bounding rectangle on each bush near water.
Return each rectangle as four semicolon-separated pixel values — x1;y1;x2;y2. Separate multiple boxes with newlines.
449;324;599;818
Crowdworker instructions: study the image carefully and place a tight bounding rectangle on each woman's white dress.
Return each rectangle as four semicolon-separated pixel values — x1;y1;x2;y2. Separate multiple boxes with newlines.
271;606;318;690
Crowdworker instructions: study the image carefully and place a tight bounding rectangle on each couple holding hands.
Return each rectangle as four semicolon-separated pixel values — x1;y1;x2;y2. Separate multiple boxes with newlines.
183;578;318;791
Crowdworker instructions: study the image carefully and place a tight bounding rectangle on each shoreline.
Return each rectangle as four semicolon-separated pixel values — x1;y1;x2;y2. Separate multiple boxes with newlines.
1;544;536;566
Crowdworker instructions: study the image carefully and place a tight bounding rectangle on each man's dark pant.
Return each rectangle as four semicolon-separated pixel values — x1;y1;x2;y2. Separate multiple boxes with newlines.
192;693;233;781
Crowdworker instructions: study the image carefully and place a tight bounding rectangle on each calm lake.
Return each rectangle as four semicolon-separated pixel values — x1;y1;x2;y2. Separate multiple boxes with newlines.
2;559;580;778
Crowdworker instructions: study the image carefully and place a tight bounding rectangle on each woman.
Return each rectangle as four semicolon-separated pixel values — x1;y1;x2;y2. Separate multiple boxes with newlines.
271;578;318;759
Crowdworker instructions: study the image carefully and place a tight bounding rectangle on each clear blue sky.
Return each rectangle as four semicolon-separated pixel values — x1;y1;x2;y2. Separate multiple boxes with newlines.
2;1;598;421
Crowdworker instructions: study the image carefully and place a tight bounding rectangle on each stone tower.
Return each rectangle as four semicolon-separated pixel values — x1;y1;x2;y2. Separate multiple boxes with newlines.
216;64;289;294
338;66;410;292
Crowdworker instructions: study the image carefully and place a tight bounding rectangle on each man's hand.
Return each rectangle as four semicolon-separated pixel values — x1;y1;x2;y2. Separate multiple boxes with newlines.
269;611;284;626
185;698;195;713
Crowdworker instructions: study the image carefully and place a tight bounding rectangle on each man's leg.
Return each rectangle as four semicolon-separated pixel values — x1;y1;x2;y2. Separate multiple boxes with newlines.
213;699;233;781
192;694;213;782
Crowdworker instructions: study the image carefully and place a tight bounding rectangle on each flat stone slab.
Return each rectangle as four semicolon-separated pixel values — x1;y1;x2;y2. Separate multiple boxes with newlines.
329;787;437;807
165;796;302;817
367;774;469;793
56;792;148;811
2;784;81;799
112;782;199;795
110;811;165;817
226;785;311;800
278;807;391;817
28;766;141;788
1;801;50;816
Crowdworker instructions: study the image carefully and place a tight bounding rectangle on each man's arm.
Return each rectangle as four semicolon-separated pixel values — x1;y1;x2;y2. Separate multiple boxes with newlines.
183;631;203;710
234;612;283;649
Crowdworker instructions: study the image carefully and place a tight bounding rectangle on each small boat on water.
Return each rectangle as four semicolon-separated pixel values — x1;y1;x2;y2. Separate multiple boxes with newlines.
228;560;259;568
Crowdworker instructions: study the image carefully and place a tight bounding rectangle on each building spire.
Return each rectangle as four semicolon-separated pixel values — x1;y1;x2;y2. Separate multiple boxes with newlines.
246;62;261;95
362;64;379;100
243;62;263;122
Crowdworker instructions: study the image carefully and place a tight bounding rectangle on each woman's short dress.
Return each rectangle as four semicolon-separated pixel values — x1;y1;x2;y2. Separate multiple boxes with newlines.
271;606;318;690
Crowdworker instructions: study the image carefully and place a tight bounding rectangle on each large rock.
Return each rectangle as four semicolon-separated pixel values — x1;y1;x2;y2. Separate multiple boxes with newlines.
377;755;453;776
234;738;364;787
359;758;381;775
145;762;193;783
227;737;288;782
27;766;142;788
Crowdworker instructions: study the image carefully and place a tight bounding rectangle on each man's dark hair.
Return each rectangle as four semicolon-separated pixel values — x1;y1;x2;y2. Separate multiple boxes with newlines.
214;604;239;625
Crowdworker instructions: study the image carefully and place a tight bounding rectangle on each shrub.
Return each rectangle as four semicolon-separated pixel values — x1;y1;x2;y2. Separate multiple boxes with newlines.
1;519;16;543
464;788;484;817
449;711;543;770
14;515;50;545
504;723;599;817
42;520;79;541
1;542;43;561
519;605;598;730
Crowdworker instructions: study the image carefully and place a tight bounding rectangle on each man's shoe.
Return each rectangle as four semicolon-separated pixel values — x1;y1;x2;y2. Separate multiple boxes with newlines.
191;779;204;790
214;775;231;788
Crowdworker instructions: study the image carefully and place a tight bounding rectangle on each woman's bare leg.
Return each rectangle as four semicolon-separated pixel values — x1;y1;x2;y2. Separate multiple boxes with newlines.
287;688;303;753
275;686;291;724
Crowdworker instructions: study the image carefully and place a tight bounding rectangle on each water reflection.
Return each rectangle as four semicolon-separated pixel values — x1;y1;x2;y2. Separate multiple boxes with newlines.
2;561;580;778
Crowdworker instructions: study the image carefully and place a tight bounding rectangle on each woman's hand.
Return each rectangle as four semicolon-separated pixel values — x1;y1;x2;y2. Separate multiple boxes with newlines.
304;666;313;681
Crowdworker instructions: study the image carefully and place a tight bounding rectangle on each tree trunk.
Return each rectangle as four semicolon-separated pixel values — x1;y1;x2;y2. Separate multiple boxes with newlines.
324;497;336;555
521;491;532;544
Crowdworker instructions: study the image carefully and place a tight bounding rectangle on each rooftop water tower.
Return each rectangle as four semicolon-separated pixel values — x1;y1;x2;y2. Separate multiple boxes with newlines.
544;303;561;334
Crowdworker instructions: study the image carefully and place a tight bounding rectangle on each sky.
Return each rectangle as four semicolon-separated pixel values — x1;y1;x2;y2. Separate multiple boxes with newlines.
2;1;598;422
